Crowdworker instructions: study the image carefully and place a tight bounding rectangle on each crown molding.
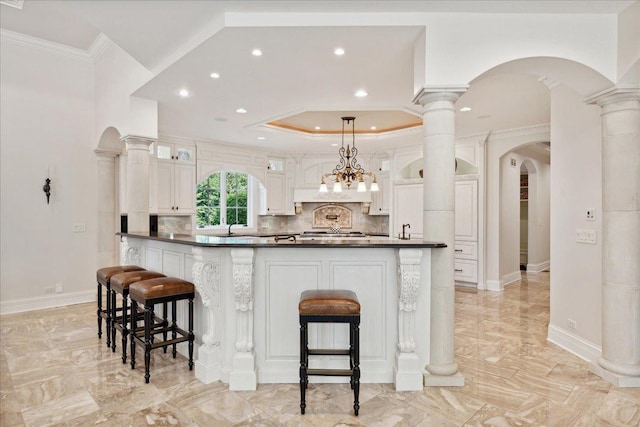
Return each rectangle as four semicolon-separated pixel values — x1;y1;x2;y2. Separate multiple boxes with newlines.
0;28;93;63
488;123;550;140
88;33;111;63
0;29;111;64
0;0;24;10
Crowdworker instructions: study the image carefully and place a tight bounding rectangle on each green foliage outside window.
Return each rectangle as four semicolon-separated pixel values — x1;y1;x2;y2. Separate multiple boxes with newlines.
196;172;248;228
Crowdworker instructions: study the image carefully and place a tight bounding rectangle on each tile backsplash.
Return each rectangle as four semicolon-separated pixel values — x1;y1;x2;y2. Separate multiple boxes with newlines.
258;203;388;235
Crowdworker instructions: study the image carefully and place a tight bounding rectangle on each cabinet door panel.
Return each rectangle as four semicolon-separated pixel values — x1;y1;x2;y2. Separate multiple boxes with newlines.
157;162;174;213
393;184;423;238
174;164;195;213
266;173;286;214
455;180;478;241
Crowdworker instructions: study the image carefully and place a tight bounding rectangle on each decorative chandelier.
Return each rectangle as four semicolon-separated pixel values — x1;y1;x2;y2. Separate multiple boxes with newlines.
319;116;379;193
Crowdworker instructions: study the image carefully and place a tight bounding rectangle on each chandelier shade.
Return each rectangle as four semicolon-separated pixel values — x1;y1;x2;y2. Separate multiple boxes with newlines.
319;116;378;193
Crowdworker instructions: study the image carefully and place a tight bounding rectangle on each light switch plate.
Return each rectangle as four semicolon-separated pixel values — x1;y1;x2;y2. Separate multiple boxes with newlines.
576;229;596;244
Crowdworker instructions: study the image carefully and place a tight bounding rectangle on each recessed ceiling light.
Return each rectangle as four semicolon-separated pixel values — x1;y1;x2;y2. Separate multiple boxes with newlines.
354;90;368;98
210;72;220;79
370;126;377;130
252;49;262;56
315;126;321;130
236;108;247;114
257;136;266;140
331;143;339;147
460;106;472;112
178;89;190;97
334;48;345;56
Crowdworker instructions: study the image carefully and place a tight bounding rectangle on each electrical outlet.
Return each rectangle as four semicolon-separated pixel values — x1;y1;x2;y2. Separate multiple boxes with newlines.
44;286;54;293
55;283;64;293
586;209;595;221
567;319;577;330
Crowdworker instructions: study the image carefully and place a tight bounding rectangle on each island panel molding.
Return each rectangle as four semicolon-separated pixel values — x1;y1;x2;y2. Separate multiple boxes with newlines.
119;233;450;391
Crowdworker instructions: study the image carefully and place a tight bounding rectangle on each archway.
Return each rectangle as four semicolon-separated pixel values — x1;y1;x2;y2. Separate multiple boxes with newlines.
95;127;124;267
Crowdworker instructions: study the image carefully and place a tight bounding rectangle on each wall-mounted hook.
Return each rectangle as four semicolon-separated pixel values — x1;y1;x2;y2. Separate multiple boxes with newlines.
43;178;51;204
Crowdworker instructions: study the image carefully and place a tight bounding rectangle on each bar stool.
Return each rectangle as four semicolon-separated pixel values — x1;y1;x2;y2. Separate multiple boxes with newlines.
129;277;195;383
299;289;361;416
96;265;145;347
110;270;166;362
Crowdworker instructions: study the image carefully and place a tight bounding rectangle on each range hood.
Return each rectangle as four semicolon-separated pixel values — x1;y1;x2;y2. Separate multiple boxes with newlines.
293;188;372;204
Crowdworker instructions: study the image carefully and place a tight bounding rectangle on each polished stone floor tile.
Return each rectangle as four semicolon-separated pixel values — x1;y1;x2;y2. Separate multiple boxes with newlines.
2;271;639;426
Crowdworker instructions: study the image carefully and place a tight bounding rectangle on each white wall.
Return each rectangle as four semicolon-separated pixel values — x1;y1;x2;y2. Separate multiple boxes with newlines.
528;160;551;270
1;39;96;310
549;84;603;357
499;153;522;284
617;1;640;81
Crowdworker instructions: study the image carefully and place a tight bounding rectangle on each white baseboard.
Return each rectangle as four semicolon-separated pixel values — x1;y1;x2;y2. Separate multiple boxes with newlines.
485;279;502;291
502;270;522;287
0;290;95;315
547;324;601;364
527;260;550;273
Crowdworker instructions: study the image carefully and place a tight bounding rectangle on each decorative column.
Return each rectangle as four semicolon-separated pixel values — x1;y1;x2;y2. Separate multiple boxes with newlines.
121;135;154;234
587;88;640;387
229;248;257;390
119;236;142;266
414;87;466;387
192;247;222;384
395;248;424;390
95;149;119;267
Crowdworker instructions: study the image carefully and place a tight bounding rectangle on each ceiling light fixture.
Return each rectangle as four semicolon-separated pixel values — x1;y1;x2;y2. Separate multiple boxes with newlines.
319;117;379;194
334;48;345;56
252;49;262;56
354;90;368;98
315;126;321;130
210;72;220;79
236;108;247;114
178;89;190;97
460;106;472;112
257;136;266;140
370;126;377;130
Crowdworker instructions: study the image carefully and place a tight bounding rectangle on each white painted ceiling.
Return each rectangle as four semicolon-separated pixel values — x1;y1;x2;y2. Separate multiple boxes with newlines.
1;1;634;158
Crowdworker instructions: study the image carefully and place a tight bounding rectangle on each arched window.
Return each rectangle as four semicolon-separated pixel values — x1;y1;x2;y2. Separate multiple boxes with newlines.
197;172;250;229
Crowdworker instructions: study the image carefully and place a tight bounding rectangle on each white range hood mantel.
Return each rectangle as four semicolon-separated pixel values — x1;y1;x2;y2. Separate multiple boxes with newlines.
293;188;372;204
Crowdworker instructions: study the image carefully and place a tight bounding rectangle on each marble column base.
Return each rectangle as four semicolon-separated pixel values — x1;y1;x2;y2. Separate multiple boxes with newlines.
424;371;465;387
393;352;423;391
195;344;222;384
229;352;257;390
590;362;640;388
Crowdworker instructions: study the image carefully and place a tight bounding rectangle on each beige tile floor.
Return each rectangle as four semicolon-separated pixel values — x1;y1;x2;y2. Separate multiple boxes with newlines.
1;271;639;426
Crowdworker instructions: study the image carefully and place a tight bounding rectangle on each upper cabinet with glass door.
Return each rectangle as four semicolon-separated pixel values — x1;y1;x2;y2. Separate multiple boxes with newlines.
157;142;196;165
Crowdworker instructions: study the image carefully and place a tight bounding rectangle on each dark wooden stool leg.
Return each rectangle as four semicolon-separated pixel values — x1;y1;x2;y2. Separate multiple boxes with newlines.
188;297;194;370
121;292;129;363
299;320;307;415
105;282;112;348
130;300;138;370
353;320;360;416
110;289;117;352
171;300;177;358
144;303;153;383
97;282;103;339
162;302;168;353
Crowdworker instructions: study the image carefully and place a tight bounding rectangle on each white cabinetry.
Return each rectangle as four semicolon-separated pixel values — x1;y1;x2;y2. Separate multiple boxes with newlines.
262;158;294;215
156;142;196;214
392;183;423;239
454;179;478;284
371;171;390;215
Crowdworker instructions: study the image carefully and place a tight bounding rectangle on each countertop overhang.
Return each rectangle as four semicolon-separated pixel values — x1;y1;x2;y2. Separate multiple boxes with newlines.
118;232;446;249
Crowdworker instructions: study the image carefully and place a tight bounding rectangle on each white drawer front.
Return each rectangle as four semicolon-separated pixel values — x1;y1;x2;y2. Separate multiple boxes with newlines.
454;241;477;260
455;259;478;283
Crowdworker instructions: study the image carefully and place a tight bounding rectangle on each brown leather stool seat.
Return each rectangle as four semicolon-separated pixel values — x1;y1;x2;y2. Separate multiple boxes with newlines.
109;270;166;362
129;277;195;383
299;289;361;416
96;265;145;347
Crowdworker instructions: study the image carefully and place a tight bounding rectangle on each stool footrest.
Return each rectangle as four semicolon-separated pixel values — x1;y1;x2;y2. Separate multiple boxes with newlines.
306;368;353;376
149;335;191;350
308;349;351;356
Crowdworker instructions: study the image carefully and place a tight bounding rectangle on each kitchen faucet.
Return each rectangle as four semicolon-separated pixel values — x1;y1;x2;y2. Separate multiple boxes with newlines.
401;223;411;240
228;223;235;236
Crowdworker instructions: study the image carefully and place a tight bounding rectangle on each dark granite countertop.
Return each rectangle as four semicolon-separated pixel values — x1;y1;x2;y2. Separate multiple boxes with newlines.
118;232;447;249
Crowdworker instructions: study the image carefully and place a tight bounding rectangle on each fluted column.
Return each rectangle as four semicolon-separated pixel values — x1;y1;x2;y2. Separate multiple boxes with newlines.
121;135;154;234
414;88;466;386
587;88;640;387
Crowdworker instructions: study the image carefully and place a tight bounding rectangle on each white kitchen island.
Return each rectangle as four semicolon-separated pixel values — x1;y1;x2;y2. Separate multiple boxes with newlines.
119;233;446;391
